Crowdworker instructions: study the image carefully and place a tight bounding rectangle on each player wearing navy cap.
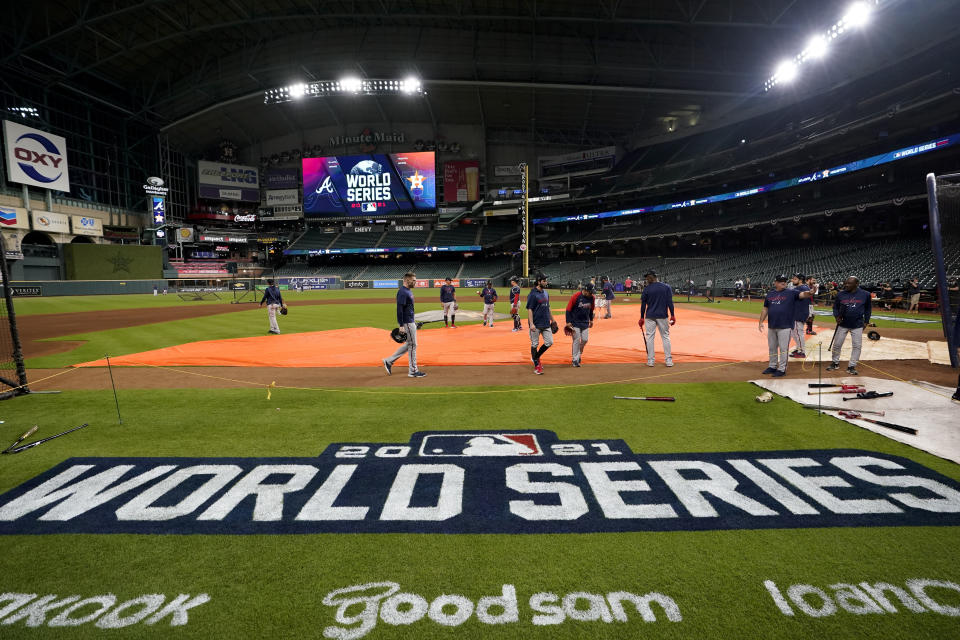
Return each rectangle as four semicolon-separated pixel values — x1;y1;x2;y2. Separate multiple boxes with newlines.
789;273;811;359
439;277;458;328
640;270;675;367
383;272;426;378
478;280;498;327
527;274;555;374
258;278;286;334
759;274;813;377
565;282;595;367
827;276;872;375
509;277;522;331
601;276;615;318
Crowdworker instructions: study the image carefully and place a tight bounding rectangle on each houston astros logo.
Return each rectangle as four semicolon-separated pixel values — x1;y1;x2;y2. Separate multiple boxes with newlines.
406;170;425;190
106;251;134;273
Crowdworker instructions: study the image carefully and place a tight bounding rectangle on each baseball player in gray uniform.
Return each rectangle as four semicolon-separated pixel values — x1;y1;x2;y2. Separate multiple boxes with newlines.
639;270;675;367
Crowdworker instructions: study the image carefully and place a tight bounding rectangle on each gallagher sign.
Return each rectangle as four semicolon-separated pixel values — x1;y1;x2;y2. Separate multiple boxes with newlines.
0;431;959;535
3;120;70;192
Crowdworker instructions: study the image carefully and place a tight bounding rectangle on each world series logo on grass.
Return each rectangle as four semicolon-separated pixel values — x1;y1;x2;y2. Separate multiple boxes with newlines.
1;430;959;535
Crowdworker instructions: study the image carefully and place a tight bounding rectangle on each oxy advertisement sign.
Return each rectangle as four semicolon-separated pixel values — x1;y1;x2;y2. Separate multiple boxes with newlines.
71;215;103;237
3;120;70;192
0;206;30;229
197;160;260;202
265;189;299;207
30;210;69;234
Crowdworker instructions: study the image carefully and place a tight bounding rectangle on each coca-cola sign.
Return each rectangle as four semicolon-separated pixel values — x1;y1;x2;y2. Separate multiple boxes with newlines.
234;214;258;223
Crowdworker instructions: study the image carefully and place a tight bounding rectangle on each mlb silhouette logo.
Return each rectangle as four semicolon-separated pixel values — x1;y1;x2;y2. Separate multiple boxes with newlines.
418;433;542;457
361;202;378;213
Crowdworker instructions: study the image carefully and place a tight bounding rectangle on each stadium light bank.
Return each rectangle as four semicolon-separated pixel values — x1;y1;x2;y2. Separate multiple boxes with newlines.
264;77;424;104
764;0;878;91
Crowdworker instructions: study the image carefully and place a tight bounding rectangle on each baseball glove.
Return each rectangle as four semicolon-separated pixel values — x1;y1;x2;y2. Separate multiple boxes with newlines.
390;327;407;343
453;302;459;311
867;330;881;341
550;320;560;334
280;306;288;316
563;325;574;337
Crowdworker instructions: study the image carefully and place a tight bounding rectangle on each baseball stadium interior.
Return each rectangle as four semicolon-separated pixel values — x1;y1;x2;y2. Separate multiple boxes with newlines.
1;1;959;638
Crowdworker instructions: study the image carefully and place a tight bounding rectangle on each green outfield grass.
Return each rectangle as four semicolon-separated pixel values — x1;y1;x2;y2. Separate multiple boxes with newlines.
670;297;944;330
0;384;957;639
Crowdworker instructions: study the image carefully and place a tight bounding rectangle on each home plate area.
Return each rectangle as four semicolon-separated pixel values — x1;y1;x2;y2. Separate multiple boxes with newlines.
753;377;960;464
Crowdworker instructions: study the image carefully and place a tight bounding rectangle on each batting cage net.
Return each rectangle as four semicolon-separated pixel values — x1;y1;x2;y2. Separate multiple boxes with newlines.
0;234;29;400
230;276;266;304
927;171;960;368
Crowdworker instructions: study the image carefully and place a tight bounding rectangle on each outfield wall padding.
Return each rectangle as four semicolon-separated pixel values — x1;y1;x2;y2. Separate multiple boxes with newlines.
63;244;162;280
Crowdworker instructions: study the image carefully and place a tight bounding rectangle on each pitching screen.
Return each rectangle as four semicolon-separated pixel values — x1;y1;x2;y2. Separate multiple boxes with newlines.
302;152;436;217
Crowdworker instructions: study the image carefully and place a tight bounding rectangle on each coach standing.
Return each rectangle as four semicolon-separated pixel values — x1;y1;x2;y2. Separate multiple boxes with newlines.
527;274;555;375
827;276;871;376
478;280;498;327
640;270;676;367
258;278;286;335
759;274;812;377
440;276;457;328
601;276;616;318
383;272;426;378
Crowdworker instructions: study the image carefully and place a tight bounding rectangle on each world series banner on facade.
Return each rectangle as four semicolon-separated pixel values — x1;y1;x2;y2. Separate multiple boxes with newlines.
302;152;435;216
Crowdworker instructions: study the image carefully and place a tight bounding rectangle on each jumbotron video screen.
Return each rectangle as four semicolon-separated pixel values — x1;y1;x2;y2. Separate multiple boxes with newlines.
302;152;436;216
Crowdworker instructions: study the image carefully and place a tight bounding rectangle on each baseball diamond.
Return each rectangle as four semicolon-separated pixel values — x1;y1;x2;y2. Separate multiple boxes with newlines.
1;2;960;638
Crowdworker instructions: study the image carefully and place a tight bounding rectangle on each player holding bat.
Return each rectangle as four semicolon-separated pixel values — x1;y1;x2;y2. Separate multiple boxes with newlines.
640;270;676;367
827;276;871;376
509;277;522;332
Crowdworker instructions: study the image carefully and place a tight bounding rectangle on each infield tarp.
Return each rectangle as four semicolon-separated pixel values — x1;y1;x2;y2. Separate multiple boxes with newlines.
78;306;773;368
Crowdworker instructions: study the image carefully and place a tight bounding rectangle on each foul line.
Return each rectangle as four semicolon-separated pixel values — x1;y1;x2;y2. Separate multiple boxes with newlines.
116;360;749;396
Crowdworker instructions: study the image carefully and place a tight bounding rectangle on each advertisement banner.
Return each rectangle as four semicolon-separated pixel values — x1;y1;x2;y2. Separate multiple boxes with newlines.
415;279;430;288
198;160;260;202
443;160;480;203
264;169;299;189
0;206;30;229
494;165;522;177
373;280;399;289
31;210;69;234
343;280;370;289
3;120;71;192
302;152;436;216
265;189;299;207
177;227;195;243
71;215;103;237
198;233;249;243
433;279;460;287
463;279;490;288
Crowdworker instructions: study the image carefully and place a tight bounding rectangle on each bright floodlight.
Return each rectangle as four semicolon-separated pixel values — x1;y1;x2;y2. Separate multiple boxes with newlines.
843;1;872;27
774;60;798;83
806;34;829;59
400;76;421;94
340;77;363;93
289;83;305;98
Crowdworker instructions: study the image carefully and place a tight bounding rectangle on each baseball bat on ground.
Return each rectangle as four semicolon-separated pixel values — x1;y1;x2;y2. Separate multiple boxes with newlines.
842;391;894;401
808;383;862;389
2;423;89;455
837;410;916;435
807;387;865;395
2;425;38;454
801;404;885;416
614;396;676;402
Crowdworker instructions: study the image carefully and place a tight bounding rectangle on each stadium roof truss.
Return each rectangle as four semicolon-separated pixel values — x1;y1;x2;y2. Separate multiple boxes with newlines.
1;0;955;152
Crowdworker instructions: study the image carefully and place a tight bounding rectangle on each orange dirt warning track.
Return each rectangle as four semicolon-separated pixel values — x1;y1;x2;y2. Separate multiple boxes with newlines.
77;305;770;368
